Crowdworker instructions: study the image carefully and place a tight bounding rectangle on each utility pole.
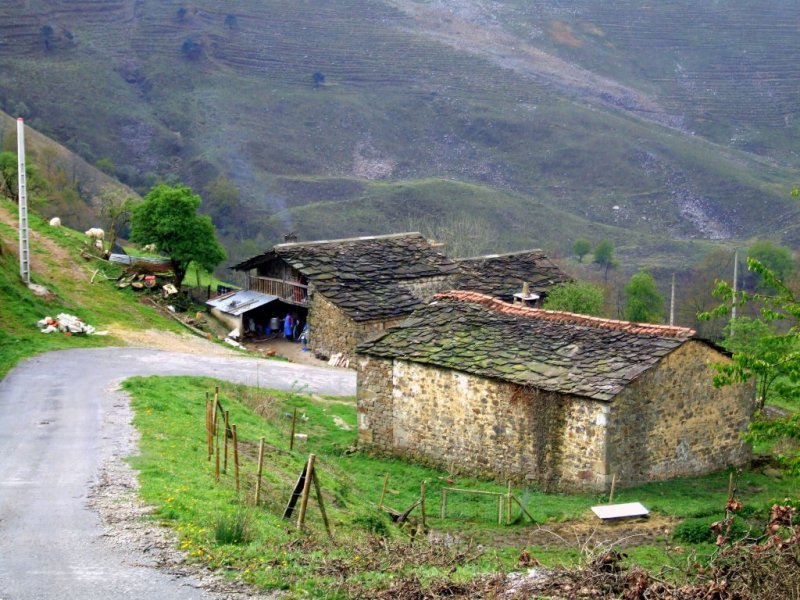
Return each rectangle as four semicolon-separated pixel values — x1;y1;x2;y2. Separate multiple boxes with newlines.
17;118;30;284
669;272;676;326
731;249;738;334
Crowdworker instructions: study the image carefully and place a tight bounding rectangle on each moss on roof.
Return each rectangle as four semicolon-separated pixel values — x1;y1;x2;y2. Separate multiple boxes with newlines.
357;291;697;401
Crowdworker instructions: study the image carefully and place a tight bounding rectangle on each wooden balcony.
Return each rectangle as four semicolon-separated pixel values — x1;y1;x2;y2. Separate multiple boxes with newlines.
248;275;308;306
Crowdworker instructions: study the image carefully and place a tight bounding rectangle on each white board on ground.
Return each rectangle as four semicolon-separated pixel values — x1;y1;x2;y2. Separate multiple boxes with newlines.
591;502;650;520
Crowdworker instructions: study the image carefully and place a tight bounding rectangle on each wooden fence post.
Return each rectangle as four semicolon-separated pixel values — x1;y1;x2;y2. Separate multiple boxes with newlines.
379;473;389;509
232;424;240;492
608;473;617;504
440;488;447;519
289;408;298;450
507;481;512;525
215;434;220;482
255;437;265;505
223;410;230;474
297;454;316;530
420;480;427;530
206;393;212;461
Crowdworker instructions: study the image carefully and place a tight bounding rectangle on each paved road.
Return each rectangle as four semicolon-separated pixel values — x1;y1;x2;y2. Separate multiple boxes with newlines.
0;348;356;600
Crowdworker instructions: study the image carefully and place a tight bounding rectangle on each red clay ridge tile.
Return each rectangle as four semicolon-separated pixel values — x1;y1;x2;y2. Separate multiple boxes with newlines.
434;290;696;338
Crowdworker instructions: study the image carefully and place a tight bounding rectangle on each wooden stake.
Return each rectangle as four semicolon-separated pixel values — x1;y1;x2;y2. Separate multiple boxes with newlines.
215;435;220;482
420;480;427;530
440;488;447;519
255;437;265;505
232;425;240;492
608;473;617;504
507;481;512;525
379;473;389;509
297;454;316;530
289;407;298;450
511;495;536;523
727;471;735;500
312;470;333;539
223;410;230;474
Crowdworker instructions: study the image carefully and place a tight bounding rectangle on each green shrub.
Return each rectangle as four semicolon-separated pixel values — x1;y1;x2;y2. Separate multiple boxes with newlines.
214;510;252;545
673;516;749;545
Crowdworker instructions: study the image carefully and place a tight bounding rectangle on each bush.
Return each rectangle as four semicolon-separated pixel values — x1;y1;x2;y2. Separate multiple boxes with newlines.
673;516;749;544
214;509;251;545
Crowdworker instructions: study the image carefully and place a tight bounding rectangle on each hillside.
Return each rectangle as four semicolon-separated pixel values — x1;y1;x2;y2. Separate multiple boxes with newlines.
0;110;140;231
0;196;229;377
0;0;797;269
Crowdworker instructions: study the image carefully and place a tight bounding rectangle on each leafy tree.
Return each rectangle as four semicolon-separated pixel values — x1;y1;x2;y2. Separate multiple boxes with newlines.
130;184;226;288
95;157;116;176
181;37;203;60
720;317;800;410
747;240;796;293
572;238;591;263
100;188;136;250
593;239;616;281
542;281;605;316
704;258;800;409
624;270;664;323
702;257;800;472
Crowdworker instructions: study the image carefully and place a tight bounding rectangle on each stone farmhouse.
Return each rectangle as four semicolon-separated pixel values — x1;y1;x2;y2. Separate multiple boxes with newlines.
454;250;571;305
356;291;753;492
224;234;570;363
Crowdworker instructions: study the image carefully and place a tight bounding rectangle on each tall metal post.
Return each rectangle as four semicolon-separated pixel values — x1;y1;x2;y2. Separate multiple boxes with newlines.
17;118;30;284
731;250;738;331
669;272;675;326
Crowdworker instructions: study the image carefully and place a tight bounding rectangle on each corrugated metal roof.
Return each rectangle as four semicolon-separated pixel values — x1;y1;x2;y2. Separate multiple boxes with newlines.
207;290;278;316
109;253;172;267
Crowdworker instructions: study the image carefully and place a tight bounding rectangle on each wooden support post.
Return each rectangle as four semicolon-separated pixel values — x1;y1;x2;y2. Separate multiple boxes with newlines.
255;437;265;505
507;481;512;525
232;425;240;492
420;480;427;530
440;488;447;519
311;470;333;539
727;471;734;500
379;473;389;509
222;410;230;474
608;473;617;504
289;407;298;451
297;454;316;530
511;495;536;524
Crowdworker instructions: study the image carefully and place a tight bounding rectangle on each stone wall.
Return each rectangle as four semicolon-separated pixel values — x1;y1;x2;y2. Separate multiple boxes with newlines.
606;340;753;487
308;292;404;364
356;358;609;491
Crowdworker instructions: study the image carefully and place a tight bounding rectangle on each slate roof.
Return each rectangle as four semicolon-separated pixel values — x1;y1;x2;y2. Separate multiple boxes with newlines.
454;250;571;299
357;291;698;401
234;233;458;322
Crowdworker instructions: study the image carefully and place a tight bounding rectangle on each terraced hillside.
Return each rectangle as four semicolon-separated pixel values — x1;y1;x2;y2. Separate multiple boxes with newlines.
0;0;797;270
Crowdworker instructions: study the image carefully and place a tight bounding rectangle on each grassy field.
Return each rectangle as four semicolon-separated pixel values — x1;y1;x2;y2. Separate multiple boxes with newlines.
0;198;184;378
126;375;800;598
0;0;798;273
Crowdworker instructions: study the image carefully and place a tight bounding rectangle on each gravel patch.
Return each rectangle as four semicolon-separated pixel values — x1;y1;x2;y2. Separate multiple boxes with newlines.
87;382;280;599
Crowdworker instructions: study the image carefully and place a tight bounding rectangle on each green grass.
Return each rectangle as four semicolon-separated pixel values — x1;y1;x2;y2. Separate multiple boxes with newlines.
126;375;800;597
0;198;184;378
